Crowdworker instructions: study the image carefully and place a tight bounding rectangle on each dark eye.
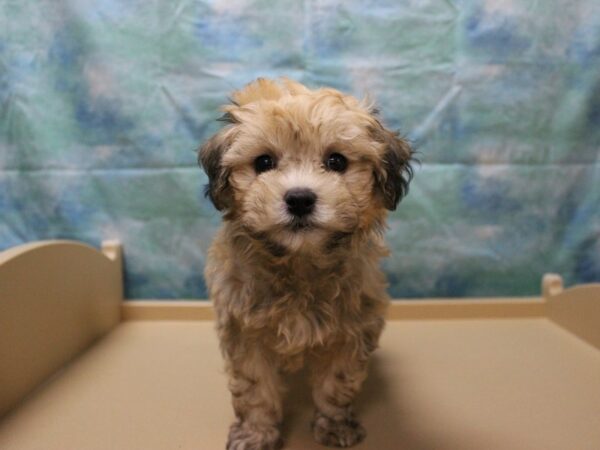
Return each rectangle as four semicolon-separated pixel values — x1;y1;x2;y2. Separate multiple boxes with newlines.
254;154;276;174
325;153;348;172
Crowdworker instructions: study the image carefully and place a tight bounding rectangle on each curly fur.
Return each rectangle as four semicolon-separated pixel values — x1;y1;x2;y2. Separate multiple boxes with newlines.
199;78;413;449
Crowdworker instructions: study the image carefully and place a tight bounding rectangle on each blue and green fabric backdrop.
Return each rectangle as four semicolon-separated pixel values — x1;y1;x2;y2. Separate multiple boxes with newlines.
1;0;599;298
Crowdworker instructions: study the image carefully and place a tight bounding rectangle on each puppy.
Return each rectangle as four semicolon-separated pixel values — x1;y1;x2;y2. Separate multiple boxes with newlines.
199;78;413;449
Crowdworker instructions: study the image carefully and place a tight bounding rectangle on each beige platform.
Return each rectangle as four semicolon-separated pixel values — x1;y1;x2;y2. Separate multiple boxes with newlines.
1;241;599;450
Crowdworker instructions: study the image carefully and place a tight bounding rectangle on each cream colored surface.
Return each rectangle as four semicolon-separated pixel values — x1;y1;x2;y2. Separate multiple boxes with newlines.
1;320;599;450
1;242;599;450
0;240;122;416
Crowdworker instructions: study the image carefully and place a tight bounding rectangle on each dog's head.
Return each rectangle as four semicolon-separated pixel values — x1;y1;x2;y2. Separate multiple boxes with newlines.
199;78;413;254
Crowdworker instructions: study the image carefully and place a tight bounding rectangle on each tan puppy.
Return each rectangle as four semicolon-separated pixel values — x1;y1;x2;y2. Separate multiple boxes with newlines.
199;78;413;449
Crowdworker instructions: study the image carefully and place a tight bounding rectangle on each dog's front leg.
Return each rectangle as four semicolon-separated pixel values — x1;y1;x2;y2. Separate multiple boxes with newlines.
225;345;284;450
309;348;369;448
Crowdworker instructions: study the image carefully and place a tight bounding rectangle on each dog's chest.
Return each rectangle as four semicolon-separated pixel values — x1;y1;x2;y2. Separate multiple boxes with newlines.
268;306;336;371
246;260;363;368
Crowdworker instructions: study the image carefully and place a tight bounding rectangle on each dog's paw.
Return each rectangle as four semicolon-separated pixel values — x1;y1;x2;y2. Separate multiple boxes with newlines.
312;412;366;448
226;421;283;450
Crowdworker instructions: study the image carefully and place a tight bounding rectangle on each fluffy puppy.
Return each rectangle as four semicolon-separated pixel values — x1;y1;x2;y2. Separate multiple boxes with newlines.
199;78;413;449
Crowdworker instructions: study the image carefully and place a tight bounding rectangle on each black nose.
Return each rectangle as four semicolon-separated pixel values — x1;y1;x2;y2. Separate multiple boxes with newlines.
284;188;317;217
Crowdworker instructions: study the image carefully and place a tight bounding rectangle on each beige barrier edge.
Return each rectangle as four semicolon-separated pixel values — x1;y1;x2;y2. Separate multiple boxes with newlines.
122;297;546;321
544;274;600;350
0;240;123;417
121;277;598;349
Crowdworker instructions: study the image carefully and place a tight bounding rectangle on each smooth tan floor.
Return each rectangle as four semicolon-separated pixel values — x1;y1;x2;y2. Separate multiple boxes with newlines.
1;319;599;450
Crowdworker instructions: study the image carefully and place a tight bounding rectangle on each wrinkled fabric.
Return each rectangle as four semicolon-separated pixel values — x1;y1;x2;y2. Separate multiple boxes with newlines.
0;0;598;298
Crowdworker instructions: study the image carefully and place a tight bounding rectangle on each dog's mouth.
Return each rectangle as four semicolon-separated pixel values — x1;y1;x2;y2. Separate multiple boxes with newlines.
288;217;315;232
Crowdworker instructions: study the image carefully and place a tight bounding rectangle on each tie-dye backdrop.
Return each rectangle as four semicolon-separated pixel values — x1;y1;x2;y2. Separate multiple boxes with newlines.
1;0;599;299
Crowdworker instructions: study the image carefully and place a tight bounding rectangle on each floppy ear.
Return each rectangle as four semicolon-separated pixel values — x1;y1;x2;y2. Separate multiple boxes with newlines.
371;124;415;211
198;130;233;211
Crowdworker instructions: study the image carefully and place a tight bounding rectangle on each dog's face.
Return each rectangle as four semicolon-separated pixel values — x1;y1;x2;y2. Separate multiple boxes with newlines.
199;78;413;254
